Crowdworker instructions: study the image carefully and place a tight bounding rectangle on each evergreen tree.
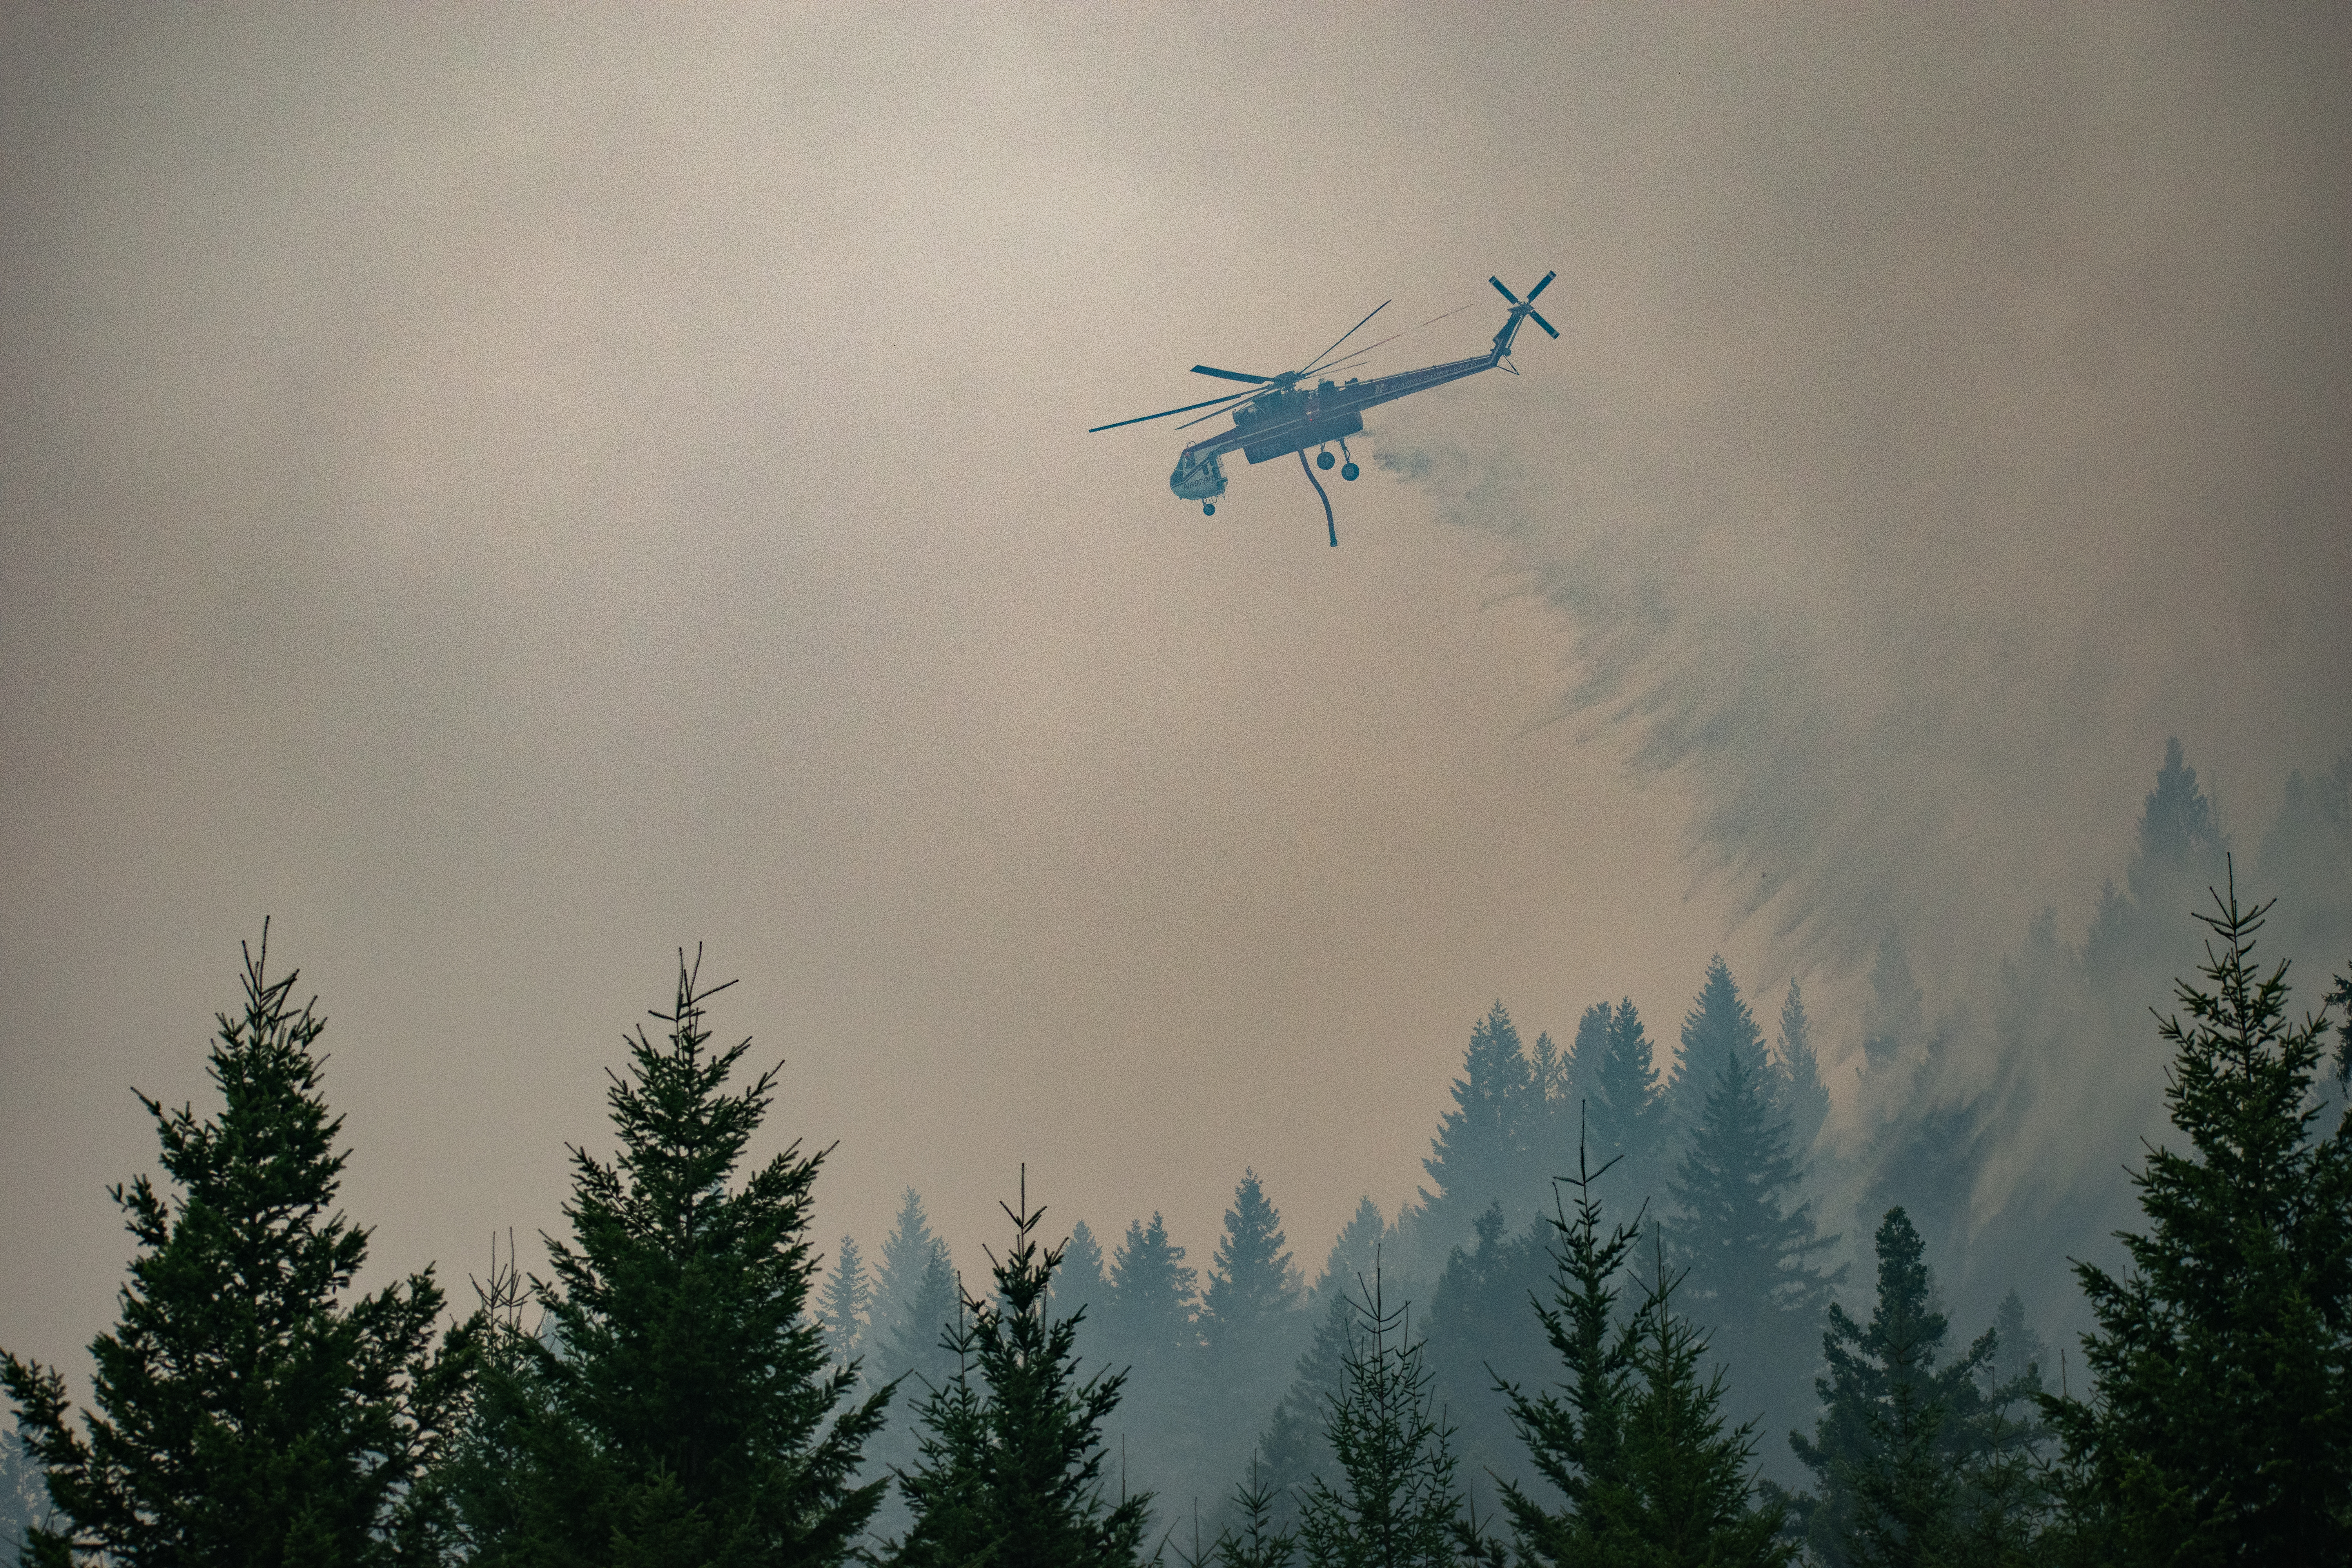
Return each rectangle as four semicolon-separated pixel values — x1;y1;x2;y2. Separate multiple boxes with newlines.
1296;1262;1480;1568
888;1176;1152;1568
444;953;889;1566
1782;1208;2027;1568
1192;1173;1306;1494
2081;737;2227;984
1668;957;1775;1139
1420;1004;1537;1244
1056;1221;1112;1326
871;1190;958;1396
1989;1292;2045;1397
818;1236;874;1372
1497;1126;1647;1568
1560;1005;1613;1139
1775;980;1833;1165
1585;1000;1668;1217
2;1419;46;1564
1503;1124;1789;1568
2;932;473;1568
1207;1457;1298;1568
1100;1212;1198;1504
1861;933;1925;1075
1667;1043;1841;1462
1258;1201;1385;1518
1423;1203;1552;1493
2042;875;2352;1564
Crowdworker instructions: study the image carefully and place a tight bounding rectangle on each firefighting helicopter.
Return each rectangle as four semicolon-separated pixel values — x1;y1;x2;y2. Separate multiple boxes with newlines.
1089;272;1557;546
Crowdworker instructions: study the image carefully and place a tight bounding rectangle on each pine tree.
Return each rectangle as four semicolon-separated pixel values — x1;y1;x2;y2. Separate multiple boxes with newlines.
1103;1214;1199;1404
1056;1220;1112;1325
1296;1262;1479;1568
1783;1208;2012;1568
1423;1203;1552;1492
1208;1457;1299;1568
1668;957;1775;1139
1192;1173;1306;1494
818;1235;874;1372
2;931;473;1568
1861;933;1925;1075
444;952;889;1566
1585;1000;1669;1217
1667;1043;1841;1460
1497;1125;1647;1567
1258;1201;1385;1518
888;1175;1152;1568
1775;980;1833;1165
2043;874;2352;1563
1420;1004;1537;1244
1501;1129;1790;1568
2081;737;2227;984
871;1189;958;1396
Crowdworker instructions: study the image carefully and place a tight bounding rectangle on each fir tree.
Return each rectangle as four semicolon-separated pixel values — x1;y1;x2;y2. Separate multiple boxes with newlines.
1296;1261;1479;1568
1586;1000;1668;1216
1258;1200;1385;1519
1497;1123;1648;1567
887;1174;1152;1568
1668;957;1775;1139
1423;1203;1552;1493
2043;874;2352;1563
818;1235;874;1372
1668;1043;1841;1460
2;931;473;1568
1782;1208;2017;1568
2081;737;2227;984
871;1190;958;1396
1861;933;1925;1075
1103;1214;1199;1405
1420;1004;1537;1243
1502;1128;1790;1568
445;952;889;1566
1989;1292;2045;1397
1192;1173;1305;1494
1208;1457;1298;1568
1775;980;1833;1165
1056;1220;1112;1325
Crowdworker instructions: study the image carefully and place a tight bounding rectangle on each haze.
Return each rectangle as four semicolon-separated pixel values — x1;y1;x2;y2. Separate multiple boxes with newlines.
4;1;2347;1397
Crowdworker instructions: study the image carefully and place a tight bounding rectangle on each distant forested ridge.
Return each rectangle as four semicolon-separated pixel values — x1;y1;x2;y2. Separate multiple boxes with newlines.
4;739;2347;1566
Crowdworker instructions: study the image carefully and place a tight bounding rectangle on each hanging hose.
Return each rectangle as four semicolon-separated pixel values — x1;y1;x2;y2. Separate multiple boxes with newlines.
1299;450;1337;547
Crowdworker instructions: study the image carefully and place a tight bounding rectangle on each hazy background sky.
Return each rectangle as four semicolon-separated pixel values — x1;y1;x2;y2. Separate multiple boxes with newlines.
4;2;2347;1383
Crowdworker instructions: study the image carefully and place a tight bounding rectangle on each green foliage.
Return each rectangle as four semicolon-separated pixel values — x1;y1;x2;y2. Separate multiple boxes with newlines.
2042;875;2352;1564
1783;1208;2043;1568
1668;956;1775;1137
1;931;474;1568
1192;1172;1306;1490
871;1189;958;1397
450;953;889;1567
887;1177;1152;1568
1668;1039;1841;1450
1296;1262;1481;1568
1423;1203;1551;1490
817;1235;873;1371
1775;981;1833;1165
1586;1000;1668;1209
1503;1128;1789;1568
1421;1003;1538;1240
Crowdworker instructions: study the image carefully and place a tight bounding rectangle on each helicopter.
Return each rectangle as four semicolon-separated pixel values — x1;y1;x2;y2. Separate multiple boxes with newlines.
1089;272;1557;546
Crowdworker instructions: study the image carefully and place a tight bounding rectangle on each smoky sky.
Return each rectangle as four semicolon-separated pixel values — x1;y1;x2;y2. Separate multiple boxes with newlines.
4;3;2347;1383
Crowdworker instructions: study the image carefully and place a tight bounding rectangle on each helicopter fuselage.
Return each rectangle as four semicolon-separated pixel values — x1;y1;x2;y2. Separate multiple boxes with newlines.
1167;307;1536;504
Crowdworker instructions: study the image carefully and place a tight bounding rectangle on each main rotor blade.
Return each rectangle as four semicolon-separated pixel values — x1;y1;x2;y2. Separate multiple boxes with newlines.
1527;308;1559;339
1489;276;1522;305
1319;301;1475;370
1089;388;1266;434
1175;388;1270;430
1524;270;1557;301
1300;299;1390;377
1191;365;1272;385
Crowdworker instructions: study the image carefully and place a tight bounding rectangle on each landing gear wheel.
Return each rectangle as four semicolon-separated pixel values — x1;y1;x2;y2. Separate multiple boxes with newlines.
1202;502;1216;515
1316;450;1336;470
1341;462;1359;481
